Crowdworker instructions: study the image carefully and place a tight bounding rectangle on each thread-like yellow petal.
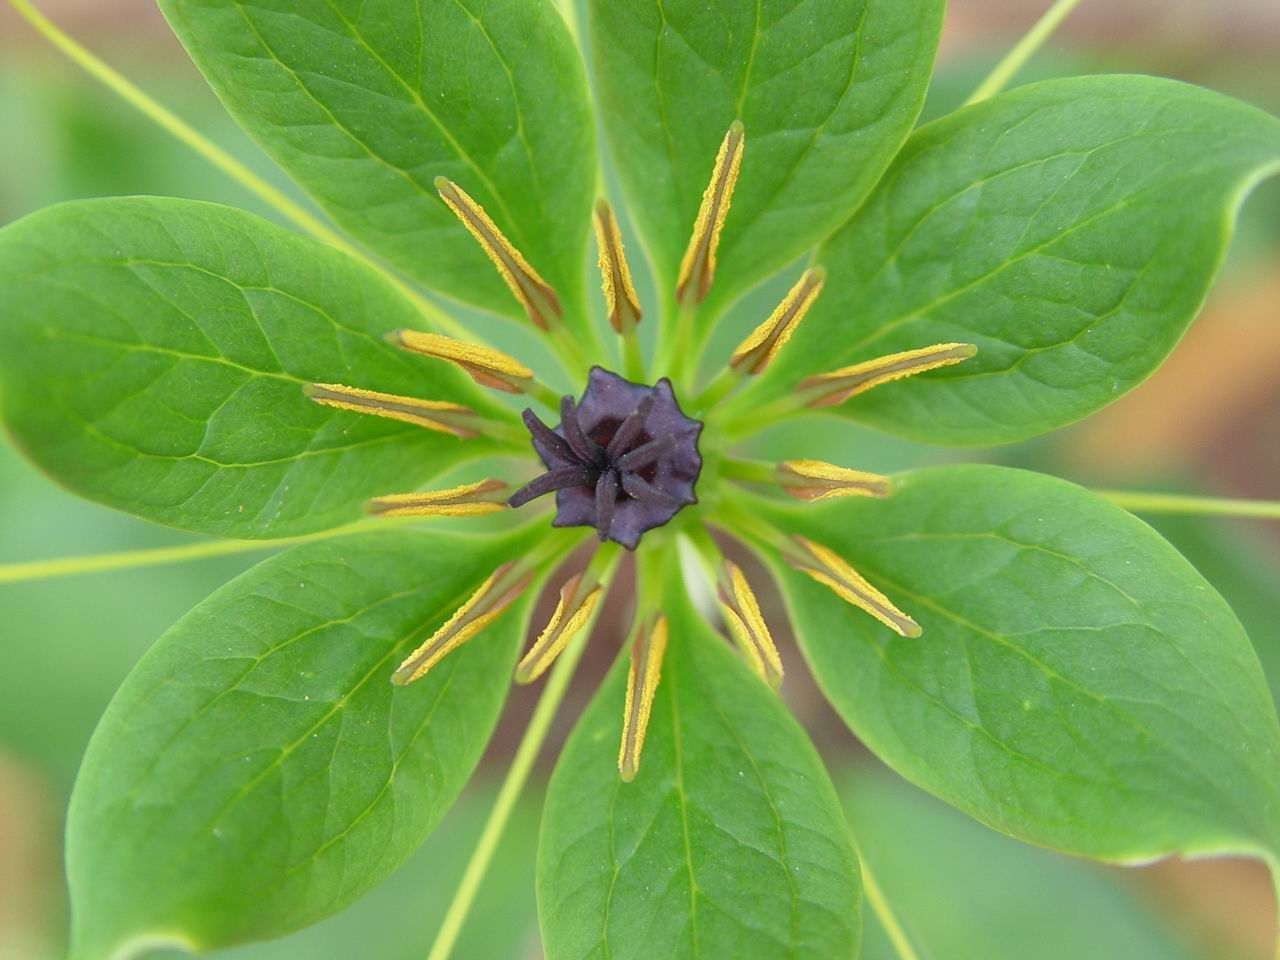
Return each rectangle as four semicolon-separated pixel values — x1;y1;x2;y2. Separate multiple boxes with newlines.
305;382;477;438
718;560;783;688
366;479;509;518
676;121;744;305
593;199;642;333
388;329;533;394
393;561;530;684
729;267;825;375
516;573;604;684
789;537;920;637
436;177;561;330
619;615;669;782
799;343;977;408
777;460;893;502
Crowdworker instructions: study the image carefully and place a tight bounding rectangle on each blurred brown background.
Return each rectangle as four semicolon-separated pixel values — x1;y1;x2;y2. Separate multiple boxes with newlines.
1;1;1278;958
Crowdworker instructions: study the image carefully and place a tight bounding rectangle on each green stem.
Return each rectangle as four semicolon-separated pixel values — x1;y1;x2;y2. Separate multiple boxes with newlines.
0;521;379;586
860;855;922;960
720;457;778;487
620;326;647;382
719;392;804;442
7;0;482;343
423;560;606;960
1094;490;1280;521
964;0;1085;105
691;367;742;413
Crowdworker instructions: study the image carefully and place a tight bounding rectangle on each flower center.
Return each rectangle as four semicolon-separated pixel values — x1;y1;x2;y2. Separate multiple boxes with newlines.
508;367;702;549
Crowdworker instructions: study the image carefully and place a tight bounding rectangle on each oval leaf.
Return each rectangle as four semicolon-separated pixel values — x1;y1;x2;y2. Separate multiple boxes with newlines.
66;526;541;958
0;197;504;538
538;561;861;960
590;0;943;314
746;75;1280;444
751;465;1280;867
161;0;595;323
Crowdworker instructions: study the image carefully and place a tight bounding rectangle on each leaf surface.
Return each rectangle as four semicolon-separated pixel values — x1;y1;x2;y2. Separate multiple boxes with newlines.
0;197;504;538
846;771;1194;960
589;0;943;314
538;559;861;960
66;526;541;957
744;76;1280;444
751;465;1280;866
160;0;595;324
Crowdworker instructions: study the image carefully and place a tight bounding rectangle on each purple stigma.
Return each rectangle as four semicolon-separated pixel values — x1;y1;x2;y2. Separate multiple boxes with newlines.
508;367;702;549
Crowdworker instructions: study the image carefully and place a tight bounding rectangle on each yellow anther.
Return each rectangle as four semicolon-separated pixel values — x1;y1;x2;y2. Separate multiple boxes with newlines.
393;561;531;685
435;177;562;330
366;479;509;518
729;267;826;375
387;329;534;395
516;573;604;684
788;537;921;638
717;561;783;689
593;199;642;333
777;460;893;502
304;382;479;438
800;343;977;408
676;121;745;306
619;614;669;782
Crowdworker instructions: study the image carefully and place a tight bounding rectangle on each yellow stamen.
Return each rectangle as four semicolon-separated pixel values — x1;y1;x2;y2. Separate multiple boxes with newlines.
718;561;783;689
515;573;604;684
800;343;977;408
619;614;669;782
593;199;642;333
366;479;509;518
729;267;826;375
789;537;921;638
435;177;562;330
387;329;534;395
305;382;478;438
393;561;531;685
676;121;745;306
777;460;893;502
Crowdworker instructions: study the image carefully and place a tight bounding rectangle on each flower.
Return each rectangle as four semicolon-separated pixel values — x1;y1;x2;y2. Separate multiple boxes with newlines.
301;122;977;782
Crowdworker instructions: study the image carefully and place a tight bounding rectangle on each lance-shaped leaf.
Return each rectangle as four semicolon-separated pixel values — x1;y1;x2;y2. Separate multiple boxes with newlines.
750;465;1280;870
0;197;507;539
748;76;1280;445
160;0;595;325
65;526;541;958
538;562;861;960
589;0;943;314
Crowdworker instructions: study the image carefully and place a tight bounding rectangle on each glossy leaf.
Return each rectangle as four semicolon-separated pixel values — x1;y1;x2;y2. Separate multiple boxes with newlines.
161;0;595;324
748;76;1280;444
0;197;506;539
751;465;1280;867
589;0;943;314
538;559;861;960
65;526;542;958
846;771;1194;960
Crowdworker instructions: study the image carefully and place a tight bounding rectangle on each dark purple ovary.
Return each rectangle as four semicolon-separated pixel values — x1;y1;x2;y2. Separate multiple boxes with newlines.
508;367;702;549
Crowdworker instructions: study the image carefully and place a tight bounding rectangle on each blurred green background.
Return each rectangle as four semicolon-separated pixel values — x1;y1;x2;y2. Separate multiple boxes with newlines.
1;1;1279;958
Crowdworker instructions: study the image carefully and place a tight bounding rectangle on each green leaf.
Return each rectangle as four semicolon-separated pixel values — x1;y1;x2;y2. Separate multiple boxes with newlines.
746;75;1280;444
160;0;595;325
750;465;1280;867
0;197;505;539
538;557;861;960
65;525;543;958
589;0;943;315
845;770;1195;960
